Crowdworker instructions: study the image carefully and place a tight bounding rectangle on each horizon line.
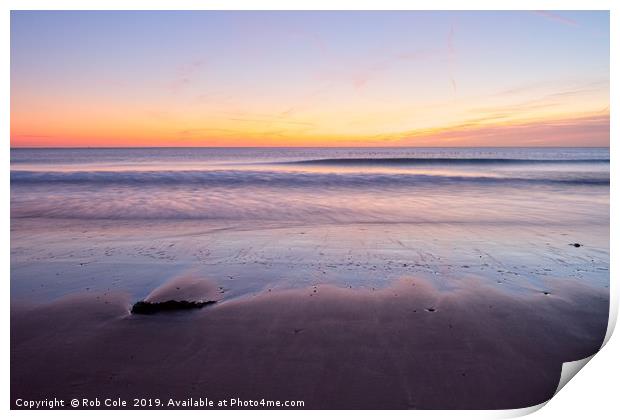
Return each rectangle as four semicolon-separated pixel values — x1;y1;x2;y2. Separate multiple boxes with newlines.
10;145;611;150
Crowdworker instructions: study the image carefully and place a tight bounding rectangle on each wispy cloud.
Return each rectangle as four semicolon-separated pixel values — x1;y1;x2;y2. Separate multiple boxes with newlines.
380;113;609;147
478;80;609;119
532;11;579;27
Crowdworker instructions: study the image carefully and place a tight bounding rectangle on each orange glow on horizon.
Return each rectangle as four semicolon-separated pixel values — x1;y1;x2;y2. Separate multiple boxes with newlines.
11;110;610;148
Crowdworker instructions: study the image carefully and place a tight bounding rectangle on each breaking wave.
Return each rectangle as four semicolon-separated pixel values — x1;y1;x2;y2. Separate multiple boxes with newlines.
10;169;610;187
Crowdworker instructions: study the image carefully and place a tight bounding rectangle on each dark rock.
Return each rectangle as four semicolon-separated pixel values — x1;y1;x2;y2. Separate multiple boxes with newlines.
131;299;217;315
570;243;582;248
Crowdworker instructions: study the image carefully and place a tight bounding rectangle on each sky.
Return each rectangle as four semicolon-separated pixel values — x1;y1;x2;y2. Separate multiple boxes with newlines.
10;11;610;147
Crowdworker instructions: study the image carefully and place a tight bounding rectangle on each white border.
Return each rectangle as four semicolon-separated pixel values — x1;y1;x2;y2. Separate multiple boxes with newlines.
2;1;616;419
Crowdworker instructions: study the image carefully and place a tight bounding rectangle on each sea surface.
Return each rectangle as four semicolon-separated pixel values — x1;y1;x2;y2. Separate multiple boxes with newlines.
10;147;610;225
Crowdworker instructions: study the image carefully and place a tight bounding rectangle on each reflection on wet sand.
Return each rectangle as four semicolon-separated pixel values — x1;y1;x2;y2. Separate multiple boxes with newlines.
11;274;608;409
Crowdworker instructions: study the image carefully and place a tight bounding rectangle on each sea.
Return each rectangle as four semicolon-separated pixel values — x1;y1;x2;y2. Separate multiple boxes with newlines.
10;147;610;226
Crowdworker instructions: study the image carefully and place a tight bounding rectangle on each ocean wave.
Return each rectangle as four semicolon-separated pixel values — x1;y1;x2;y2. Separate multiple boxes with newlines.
10;169;610;187
280;157;610;166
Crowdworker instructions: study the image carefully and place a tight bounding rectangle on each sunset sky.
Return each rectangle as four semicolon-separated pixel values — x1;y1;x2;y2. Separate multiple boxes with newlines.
10;11;609;148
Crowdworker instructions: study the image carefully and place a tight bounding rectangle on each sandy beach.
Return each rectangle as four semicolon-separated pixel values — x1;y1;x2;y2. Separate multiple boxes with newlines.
10;217;609;409
11;273;608;409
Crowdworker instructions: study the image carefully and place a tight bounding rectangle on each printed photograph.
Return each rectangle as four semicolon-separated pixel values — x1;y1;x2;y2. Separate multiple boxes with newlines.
10;10;610;410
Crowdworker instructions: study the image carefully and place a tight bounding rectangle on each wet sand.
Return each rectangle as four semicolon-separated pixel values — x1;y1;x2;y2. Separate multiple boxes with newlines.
10;217;610;409
11;274;608;409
